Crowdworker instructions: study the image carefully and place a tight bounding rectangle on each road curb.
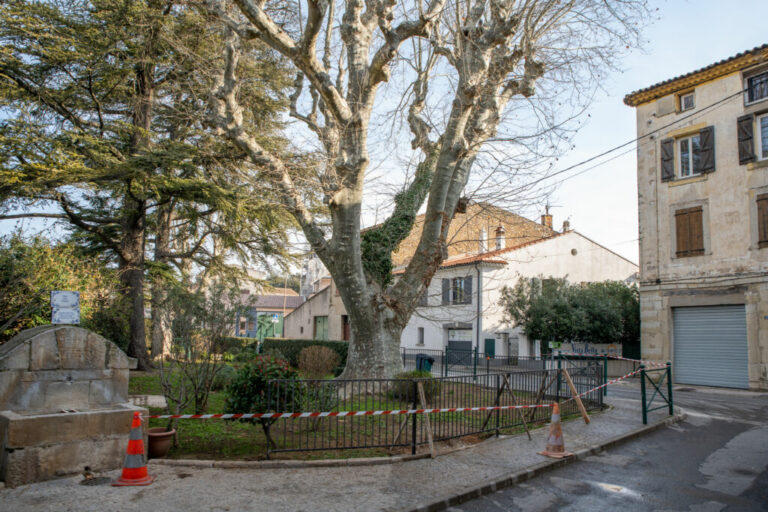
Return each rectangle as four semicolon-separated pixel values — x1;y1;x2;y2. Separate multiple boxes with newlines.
407;411;686;512
149;452;430;469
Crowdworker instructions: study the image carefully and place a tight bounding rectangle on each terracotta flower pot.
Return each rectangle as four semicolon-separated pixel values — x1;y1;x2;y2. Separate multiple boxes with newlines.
147;427;176;459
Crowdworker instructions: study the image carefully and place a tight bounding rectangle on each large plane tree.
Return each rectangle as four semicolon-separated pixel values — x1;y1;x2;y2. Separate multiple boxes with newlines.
207;0;648;378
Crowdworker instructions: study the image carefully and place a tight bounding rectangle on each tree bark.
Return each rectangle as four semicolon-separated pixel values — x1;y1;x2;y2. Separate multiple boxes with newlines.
151;201;173;358
119;206;150;370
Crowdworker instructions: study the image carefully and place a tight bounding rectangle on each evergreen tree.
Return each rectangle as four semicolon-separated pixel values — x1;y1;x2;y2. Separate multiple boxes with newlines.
0;0;297;368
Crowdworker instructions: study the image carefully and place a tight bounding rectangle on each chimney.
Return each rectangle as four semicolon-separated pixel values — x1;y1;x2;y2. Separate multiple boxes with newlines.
494;225;506;250
541;214;553;229
479;228;488;253
562;220;570;232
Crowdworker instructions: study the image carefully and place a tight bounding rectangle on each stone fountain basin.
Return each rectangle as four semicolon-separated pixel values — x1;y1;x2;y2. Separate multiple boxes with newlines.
0;404;147;488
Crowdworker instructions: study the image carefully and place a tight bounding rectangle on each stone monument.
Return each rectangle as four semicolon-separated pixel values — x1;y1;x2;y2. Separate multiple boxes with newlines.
0;325;147;488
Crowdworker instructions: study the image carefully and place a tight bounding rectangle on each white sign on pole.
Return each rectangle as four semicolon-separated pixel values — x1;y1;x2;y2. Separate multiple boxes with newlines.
271;314;279;323
51;291;80;325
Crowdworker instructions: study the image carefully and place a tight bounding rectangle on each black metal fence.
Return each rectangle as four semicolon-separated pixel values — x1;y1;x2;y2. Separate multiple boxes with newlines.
265;366;603;456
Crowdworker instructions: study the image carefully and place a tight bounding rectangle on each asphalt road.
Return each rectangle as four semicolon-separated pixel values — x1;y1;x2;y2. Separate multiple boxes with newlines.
450;382;768;512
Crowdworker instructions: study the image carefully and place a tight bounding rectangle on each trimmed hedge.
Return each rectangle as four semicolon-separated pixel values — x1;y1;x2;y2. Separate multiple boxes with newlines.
262;338;348;375
219;336;259;354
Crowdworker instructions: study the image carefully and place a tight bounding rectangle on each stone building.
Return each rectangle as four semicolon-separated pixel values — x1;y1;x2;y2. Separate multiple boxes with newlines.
624;44;768;390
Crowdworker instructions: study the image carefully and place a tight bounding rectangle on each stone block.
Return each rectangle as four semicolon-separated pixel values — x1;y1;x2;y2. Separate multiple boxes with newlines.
42;380;91;411
89;379;116;406
2;410;89;448
0;341;30;370
29;333;60;371
112;370;129;403
106;343;130;369
0;370;24;410
57;327;106;369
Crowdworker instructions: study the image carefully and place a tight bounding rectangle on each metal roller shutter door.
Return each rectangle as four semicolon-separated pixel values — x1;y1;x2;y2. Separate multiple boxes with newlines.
672;305;748;389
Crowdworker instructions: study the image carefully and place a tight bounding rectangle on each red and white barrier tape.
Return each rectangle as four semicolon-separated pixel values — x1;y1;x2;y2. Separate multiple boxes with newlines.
565;368;644;402
556;352;666;367
147;403;553;420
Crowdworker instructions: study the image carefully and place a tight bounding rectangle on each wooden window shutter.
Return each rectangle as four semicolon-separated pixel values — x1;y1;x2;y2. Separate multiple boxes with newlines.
758;194;768;248
464;276;473;304
660;138;675;181
675;209;689;257
442;279;450;305
698;126;715;173
689;207;704;255
737;115;754;164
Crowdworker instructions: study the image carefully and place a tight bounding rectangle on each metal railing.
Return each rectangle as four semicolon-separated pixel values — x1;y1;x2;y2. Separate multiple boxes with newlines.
400;347;547;378
264;367;603;456
640;362;673;424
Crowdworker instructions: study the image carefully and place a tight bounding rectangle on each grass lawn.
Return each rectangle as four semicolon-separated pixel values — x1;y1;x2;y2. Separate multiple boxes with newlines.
129;370;598;461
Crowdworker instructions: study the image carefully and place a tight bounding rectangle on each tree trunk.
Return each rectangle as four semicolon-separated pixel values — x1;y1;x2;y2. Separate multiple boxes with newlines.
151;201;173;358
120;201;151;370
339;301;405;379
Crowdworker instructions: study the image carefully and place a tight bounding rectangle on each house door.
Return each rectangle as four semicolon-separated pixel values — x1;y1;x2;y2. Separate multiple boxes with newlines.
484;338;495;357
673;305;748;389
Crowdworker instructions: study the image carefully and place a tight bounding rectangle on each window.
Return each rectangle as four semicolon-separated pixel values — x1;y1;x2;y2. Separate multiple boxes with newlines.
660;127;715;181
679;92;694;111
441;276;473;305
758;113;768;161
678;134;701;177
452;277;466;304
313;316;329;340
239;317;247;334
418;289;428;307
417;327;425;346
675;206;704;257
746;71;768;104
758;194;768;249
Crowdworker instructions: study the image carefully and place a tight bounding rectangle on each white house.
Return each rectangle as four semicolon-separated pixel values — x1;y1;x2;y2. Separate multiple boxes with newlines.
400;230;638;358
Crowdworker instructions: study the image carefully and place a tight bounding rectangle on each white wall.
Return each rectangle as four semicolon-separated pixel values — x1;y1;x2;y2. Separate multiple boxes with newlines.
401;231;639;356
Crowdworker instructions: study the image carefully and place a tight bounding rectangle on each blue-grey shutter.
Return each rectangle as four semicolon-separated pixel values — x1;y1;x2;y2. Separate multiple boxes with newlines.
737;115;754;164
698;126;715;173
660;138;675;181
442;279;450;305
464;276;473;304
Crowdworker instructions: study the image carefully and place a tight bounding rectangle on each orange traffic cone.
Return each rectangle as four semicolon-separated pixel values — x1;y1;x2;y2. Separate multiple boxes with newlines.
537;403;573;459
112;412;155;486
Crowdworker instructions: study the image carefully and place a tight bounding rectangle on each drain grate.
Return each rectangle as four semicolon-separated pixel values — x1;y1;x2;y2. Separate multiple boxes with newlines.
80;476;112;486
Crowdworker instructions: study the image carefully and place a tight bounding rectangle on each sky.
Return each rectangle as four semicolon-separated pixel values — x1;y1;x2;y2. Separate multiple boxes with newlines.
545;0;768;263
2;0;767;267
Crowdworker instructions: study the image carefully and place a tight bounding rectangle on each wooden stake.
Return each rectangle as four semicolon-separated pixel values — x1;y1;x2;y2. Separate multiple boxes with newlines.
502;374;532;440
561;368;590;424
418;382;436;458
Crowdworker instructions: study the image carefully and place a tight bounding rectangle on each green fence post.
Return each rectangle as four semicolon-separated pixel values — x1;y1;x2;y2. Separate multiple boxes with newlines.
495;373;501;437
603;354;609;397
640;364;647;425
411;380;418;455
556;352;562;402
473;347;478;381
666;361;673;416
443;346;448;377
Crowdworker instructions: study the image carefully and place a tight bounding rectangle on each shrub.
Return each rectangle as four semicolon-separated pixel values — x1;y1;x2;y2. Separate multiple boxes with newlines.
211;365;237;391
262;347;288;363
262;338;348;374
389;370;441;404
224;355;304;448
298;346;340;379
217;336;258;355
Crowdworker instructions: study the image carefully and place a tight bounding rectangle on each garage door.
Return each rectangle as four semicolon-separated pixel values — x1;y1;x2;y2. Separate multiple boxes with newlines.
672;305;748;389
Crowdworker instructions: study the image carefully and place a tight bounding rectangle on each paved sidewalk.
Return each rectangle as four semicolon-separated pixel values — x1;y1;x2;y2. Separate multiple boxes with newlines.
0;397;680;512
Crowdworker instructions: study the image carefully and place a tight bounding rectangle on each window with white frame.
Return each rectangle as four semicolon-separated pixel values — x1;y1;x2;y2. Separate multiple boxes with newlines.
746;71;768;105
758;113;768;161
417;327;424;346
678;134;701;177
680;92;694;111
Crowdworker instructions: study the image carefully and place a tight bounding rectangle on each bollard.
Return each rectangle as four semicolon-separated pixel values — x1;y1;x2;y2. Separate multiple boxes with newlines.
640;364;647;425
411;380;418;455
667;361;673;416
